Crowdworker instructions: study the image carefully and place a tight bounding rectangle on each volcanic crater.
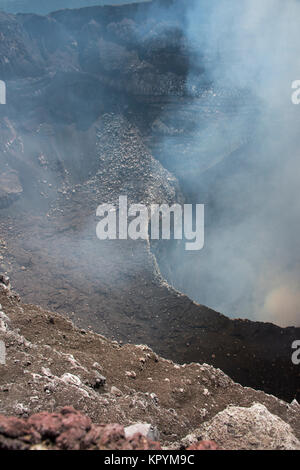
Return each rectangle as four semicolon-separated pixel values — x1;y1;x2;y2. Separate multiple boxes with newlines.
0;0;299;404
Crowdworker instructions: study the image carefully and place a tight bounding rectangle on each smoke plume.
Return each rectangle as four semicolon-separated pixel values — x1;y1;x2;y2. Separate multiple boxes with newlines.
157;0;300;327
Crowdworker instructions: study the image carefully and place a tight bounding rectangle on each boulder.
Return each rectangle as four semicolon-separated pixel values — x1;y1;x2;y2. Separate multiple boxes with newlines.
125;423;160;442
183;403;300;451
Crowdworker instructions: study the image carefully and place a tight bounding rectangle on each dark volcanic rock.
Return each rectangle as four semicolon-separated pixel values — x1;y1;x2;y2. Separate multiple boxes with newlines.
0;12;43;80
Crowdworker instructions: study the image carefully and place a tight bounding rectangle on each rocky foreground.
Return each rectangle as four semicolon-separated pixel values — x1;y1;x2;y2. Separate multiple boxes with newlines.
0;406;220;450
0;281;299;450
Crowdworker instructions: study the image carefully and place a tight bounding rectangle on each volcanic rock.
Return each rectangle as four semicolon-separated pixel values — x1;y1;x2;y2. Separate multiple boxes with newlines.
0;407;162;450
125;423;160;442
182;403;300;451
0;286;299;449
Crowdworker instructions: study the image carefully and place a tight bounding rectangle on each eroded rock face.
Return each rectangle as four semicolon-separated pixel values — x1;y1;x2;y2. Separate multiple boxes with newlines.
182;403;300;451
0;12;43;80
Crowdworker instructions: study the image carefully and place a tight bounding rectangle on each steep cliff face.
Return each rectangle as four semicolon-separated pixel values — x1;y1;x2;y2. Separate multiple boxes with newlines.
0;1;299;404
0;12;43;79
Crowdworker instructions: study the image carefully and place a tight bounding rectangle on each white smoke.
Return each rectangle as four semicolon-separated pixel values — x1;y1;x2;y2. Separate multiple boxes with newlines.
159;0;300;327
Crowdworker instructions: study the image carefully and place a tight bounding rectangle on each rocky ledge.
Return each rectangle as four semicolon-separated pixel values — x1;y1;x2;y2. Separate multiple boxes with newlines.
0;280;299;450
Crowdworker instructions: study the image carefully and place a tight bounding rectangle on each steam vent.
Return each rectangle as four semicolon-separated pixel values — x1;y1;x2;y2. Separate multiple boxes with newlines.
0;0;299;454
